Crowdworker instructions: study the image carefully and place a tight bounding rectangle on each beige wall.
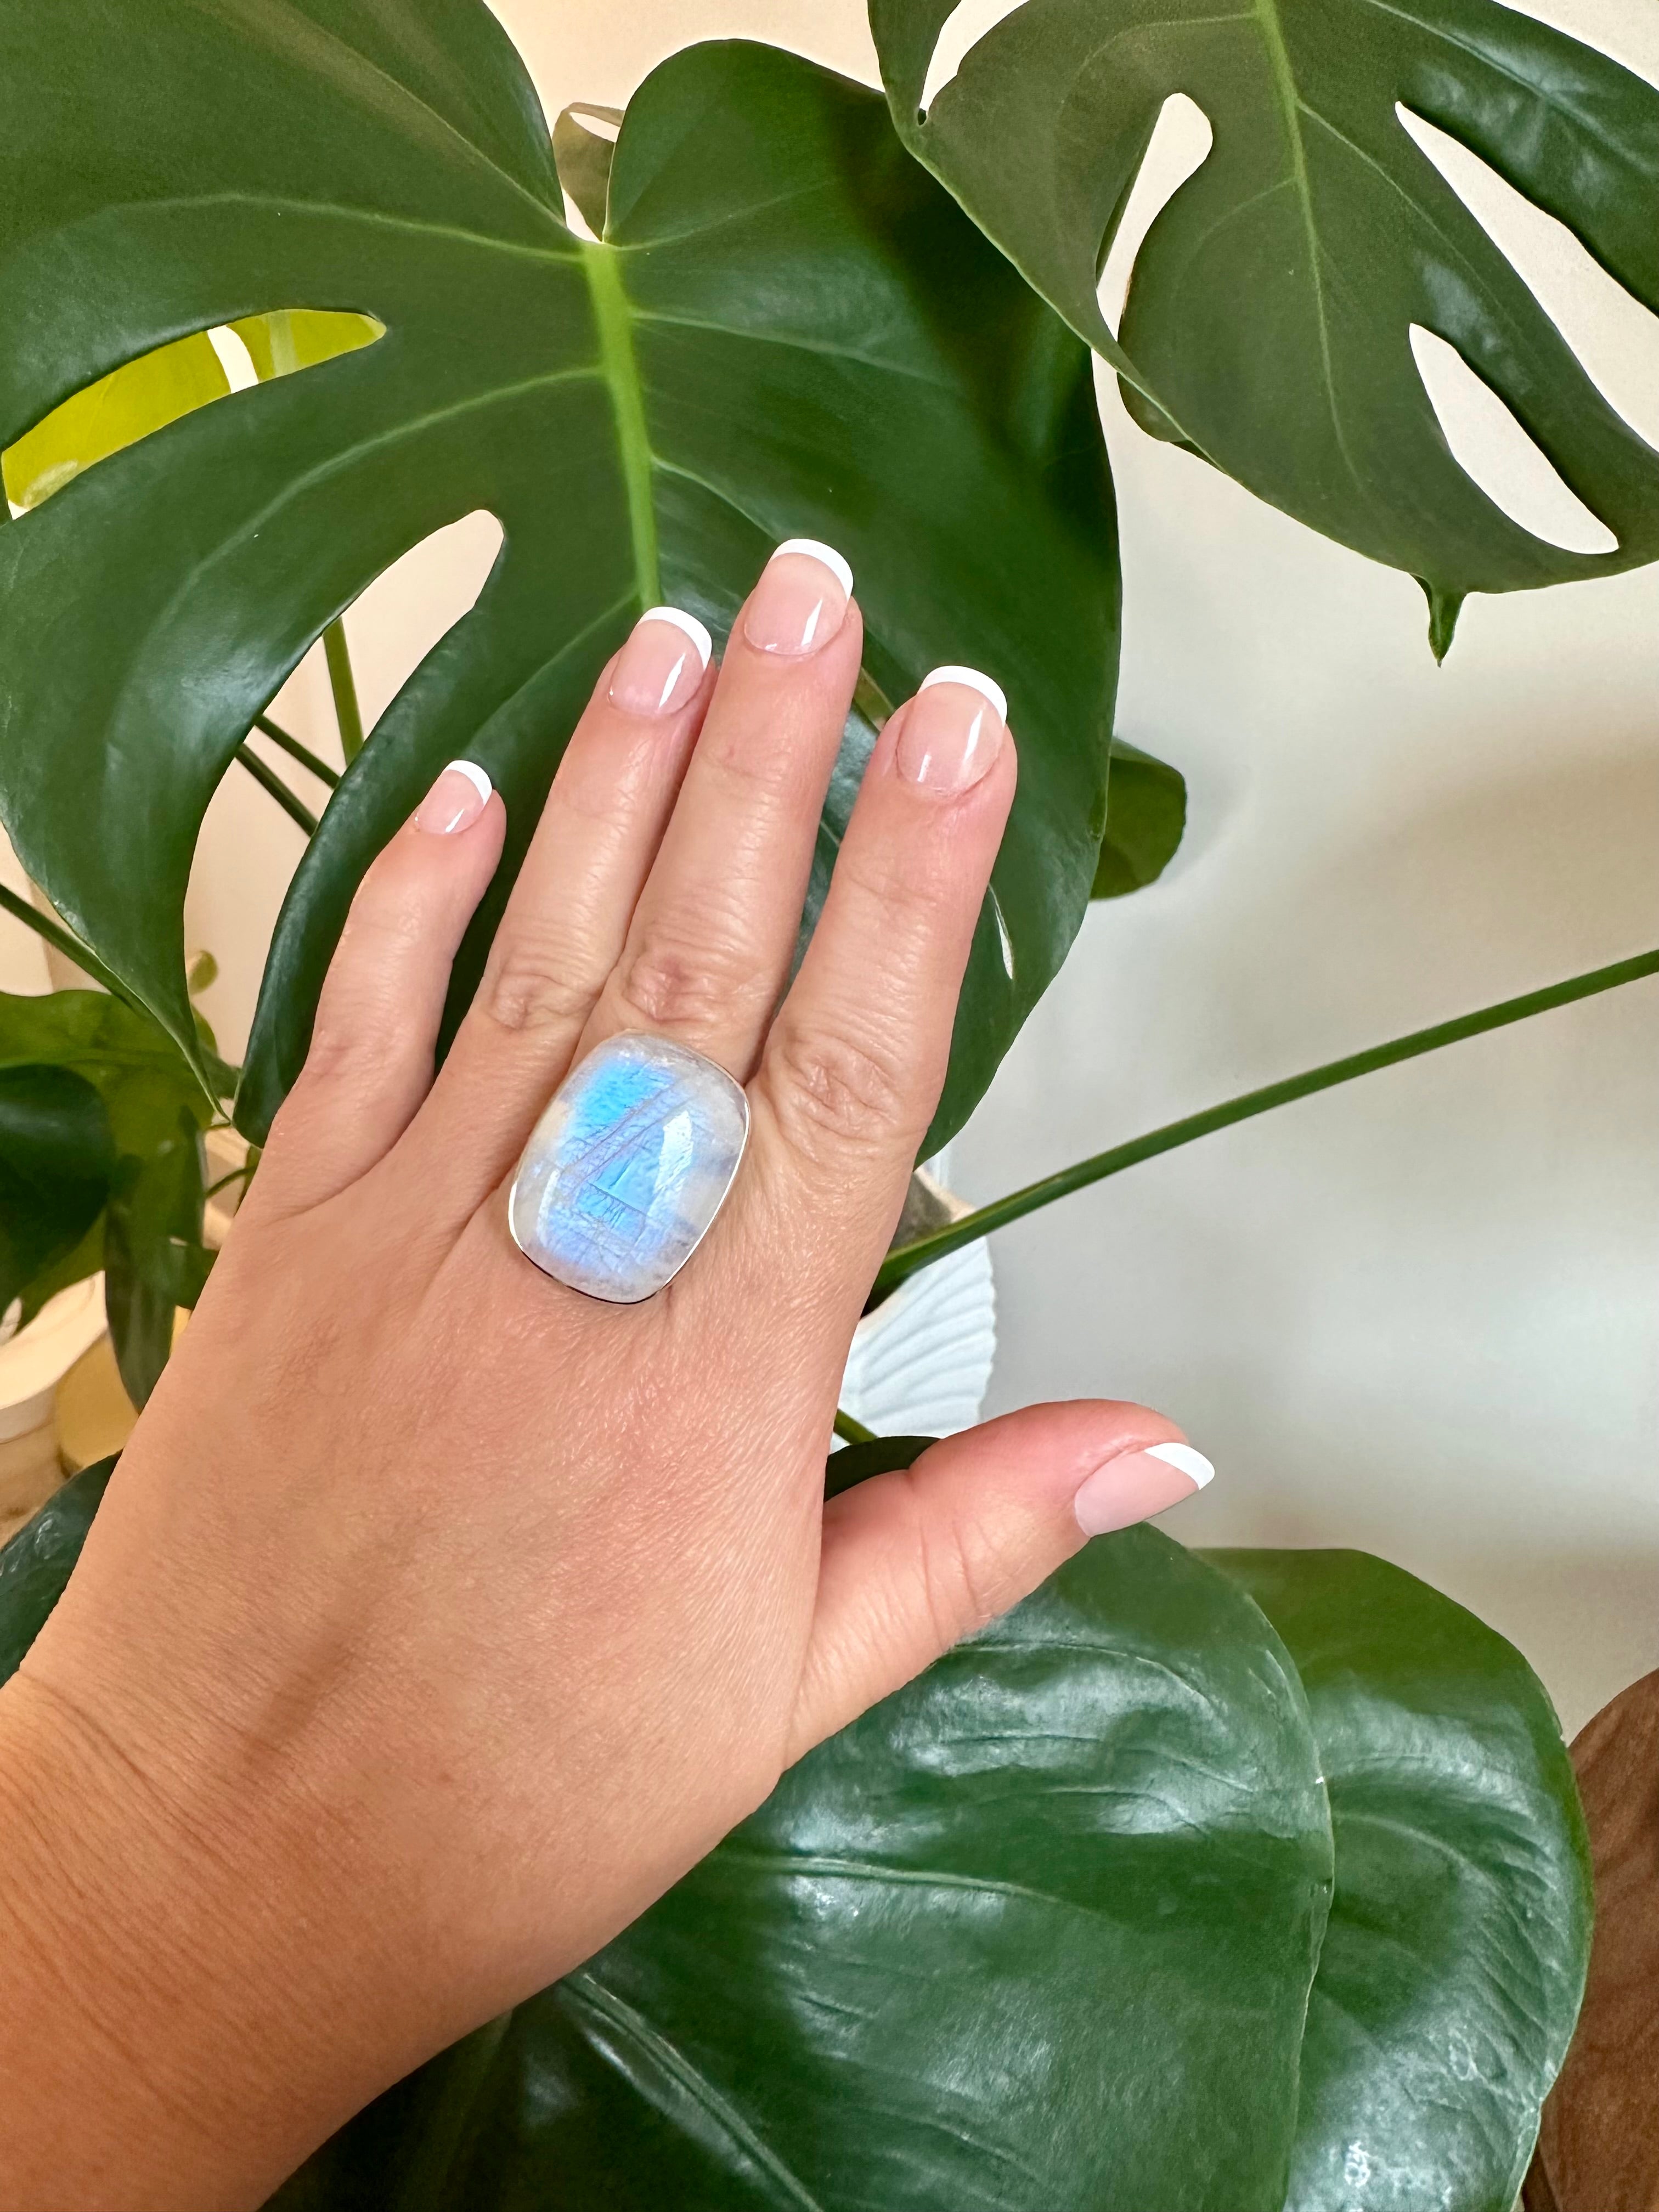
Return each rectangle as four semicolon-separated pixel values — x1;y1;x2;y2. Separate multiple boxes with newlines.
174;0;1659;1731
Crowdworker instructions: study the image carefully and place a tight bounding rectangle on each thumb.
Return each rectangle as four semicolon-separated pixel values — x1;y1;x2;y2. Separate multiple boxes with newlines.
787;1401;1213;1763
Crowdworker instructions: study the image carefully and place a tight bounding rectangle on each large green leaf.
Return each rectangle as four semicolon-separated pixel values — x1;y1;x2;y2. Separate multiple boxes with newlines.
272;1528;1330;2210
1211;1548;1592;2212
871;0;1659;612
0;1064;116;1313
0;9;1127;1157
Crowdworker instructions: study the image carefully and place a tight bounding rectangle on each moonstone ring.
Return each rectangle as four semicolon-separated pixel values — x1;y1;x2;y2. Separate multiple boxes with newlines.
507;1032;750;1303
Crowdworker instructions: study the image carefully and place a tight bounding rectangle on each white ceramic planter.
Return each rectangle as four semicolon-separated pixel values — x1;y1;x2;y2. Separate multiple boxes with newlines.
838;1170;996;1441
0;1276;109;1543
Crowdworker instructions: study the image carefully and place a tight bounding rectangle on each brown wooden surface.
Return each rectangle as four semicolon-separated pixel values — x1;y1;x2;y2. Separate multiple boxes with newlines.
1525;1667;1659;2212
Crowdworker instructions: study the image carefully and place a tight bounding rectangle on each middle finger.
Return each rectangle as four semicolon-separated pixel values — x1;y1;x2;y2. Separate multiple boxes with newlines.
578;539;862;1084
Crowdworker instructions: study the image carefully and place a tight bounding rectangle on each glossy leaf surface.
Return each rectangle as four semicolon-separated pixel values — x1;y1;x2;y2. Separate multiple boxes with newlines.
0;8;1126;1156
275;1527;1331;2210
0;1064;115;1312
1212;1548;1592;2212
871;0;1659;601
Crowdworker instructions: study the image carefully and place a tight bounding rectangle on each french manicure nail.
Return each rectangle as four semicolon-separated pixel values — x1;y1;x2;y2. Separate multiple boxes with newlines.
742;539;853;656
414;759;492;836
609;607;712;717
1073;1439;1215;1538
895;667;1007;793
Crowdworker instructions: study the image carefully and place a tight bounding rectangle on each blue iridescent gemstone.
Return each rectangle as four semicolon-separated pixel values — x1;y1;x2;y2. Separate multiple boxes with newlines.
508;1033;750;1303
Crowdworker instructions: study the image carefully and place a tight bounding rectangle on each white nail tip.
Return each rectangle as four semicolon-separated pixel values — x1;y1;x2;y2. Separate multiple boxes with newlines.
772;538;854;597
1146;1441;1216;1490
640;606;713;667
919;665;1008;725
443;759;493;805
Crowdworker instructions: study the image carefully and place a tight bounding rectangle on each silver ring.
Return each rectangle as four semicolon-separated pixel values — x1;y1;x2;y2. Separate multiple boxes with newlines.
507;1032;750;1304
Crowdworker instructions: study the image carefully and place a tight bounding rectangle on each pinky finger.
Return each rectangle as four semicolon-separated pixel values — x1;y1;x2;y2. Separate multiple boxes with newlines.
250;761;505;1217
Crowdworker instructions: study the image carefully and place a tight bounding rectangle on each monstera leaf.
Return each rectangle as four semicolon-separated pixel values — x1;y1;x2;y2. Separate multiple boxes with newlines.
871;0;1659;622
0;5;1128;1156
0;1474;1588;2206
1214;1548;1592;2212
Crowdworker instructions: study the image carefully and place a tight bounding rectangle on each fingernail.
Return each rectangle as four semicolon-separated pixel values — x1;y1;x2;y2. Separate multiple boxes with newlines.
414;759;492;836
742;540;853;656
895;667;1007;793
1073;1440;1215;1538
609;607;713;717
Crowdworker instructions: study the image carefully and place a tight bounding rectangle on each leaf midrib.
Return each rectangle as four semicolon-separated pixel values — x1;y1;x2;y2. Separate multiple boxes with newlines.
1250;0;1364;490
582;240;659;610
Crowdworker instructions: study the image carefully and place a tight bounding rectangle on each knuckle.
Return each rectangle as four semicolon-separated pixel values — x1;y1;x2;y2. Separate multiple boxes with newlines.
766;1020;913;1156
611;926;768;1037
482;939;599;1036
921;1508;1019;1647
337;892;428;972
703;727;802;802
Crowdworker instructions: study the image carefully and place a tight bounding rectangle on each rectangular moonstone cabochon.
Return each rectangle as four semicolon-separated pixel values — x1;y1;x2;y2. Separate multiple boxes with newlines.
509;1033;750;1304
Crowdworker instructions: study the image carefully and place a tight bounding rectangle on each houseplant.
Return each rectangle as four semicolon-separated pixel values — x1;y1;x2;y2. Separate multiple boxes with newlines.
1;0;1656;2200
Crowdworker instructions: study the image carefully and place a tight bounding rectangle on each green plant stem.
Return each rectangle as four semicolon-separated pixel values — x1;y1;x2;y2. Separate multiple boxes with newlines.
833;1408;876;1446
323;618;365;761
232;744;319;836
253;713;340;789
0;881;149;1014
253;312;364;766
875;946;1659;1298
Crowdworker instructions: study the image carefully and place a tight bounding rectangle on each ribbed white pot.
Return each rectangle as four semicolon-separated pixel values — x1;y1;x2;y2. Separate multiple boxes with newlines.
837;1169;996;1442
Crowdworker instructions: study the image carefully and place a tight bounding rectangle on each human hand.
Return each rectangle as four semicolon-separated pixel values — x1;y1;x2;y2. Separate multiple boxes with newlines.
0;543;1210;2208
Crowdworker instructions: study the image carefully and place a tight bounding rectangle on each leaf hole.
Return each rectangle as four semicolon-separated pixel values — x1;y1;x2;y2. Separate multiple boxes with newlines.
1397;104;1659;459
188;510;504;1058
919;0;1027;117
2;311;383;517
330;510;506;737
1096;93;1213;339
1408;325;1619;555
